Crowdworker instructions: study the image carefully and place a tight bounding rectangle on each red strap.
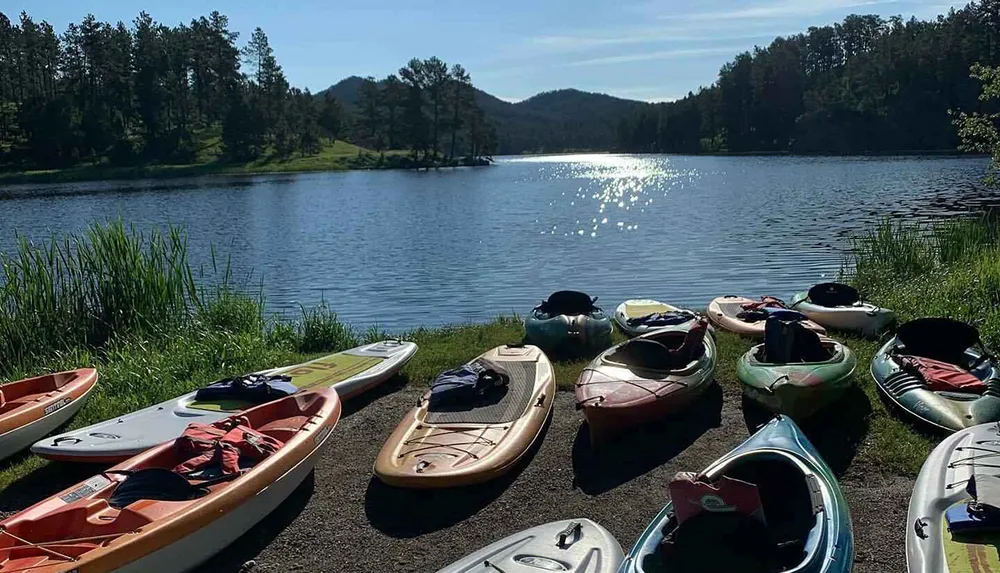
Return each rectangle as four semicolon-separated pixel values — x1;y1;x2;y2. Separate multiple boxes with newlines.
741;296;787;311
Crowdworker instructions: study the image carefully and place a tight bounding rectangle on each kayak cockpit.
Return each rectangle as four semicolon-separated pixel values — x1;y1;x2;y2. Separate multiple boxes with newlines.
641;452;825;573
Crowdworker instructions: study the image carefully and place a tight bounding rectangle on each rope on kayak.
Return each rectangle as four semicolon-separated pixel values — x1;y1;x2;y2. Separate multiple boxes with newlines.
483;560;508;573
946;445;1000;489
576;367;686;400
398;426;505;459
0;527;141;571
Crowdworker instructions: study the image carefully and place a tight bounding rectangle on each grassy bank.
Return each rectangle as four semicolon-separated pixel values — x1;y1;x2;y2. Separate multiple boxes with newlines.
0;217;993;492
0;139;490;186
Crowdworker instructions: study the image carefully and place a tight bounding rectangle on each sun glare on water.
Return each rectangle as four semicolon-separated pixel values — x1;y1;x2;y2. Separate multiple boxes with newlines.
507;154;700;238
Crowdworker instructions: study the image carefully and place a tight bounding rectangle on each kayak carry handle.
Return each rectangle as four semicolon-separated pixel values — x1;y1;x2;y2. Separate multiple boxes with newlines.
914;518;929;539
556;521;582;548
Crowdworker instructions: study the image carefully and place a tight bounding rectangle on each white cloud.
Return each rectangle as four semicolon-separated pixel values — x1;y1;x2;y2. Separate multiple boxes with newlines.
566;47;741;67
661;0;899;21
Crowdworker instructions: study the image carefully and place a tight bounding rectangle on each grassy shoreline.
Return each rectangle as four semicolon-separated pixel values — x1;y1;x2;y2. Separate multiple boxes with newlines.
0;217;994;491
0;139;491;186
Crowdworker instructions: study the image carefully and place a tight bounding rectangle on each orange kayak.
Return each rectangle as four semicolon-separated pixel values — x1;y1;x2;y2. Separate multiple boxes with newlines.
0;389;340;573
0;368;97;461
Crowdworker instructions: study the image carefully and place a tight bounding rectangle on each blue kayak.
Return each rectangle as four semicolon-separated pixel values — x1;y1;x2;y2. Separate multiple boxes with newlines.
619;416;853;573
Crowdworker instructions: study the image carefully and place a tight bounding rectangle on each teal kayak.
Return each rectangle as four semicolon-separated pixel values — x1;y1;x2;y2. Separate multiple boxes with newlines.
619;416;853;573
524;291;612;353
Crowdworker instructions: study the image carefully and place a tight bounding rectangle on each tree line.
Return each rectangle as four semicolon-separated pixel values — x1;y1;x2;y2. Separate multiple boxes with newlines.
351;59;497;160
616;0;1000;154
0;11;493;171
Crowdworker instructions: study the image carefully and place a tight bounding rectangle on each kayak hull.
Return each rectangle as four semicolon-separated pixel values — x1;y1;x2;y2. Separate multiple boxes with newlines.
708;295;826;338
33;341;415;463
618;416;853;573
0;368;98;461
576;330;716;443
790;292;895;337
374;345;555;488
525;311;613;353
906;423;1000;573
436;518;624;573
871;337;1000;432
738;339;857;420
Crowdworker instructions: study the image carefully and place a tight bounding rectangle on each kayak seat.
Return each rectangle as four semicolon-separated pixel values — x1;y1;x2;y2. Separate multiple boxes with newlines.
762;318;831;364
896;318;981;366
612;321;708;371
535;290;599;317
109;468;208;509
807;283;860;307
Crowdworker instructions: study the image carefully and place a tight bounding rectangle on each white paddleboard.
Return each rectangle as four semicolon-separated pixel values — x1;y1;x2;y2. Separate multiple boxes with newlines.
436;518;624;573
32;340;417;463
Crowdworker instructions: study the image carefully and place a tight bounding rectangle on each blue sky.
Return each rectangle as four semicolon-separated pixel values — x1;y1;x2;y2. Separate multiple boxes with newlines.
4;0;971;102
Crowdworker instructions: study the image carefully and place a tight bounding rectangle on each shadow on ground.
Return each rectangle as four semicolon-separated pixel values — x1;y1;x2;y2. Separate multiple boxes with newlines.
196;471;316;571
342;374;410;419
363;411;552;538
0;459;102;513
571;383;724;495
741;384;872;476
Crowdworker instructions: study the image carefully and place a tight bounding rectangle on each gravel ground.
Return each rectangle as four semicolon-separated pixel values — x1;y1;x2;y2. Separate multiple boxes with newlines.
180;375;913;573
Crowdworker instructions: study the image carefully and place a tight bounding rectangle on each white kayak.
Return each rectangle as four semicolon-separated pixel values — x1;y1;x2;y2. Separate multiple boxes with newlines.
613;299;698;338
436;518;624;573
32;340;417;463
907;422;1000;573
790;283;894;337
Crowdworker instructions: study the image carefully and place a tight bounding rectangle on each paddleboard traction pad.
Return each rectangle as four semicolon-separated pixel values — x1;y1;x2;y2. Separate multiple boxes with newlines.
425;362;537;425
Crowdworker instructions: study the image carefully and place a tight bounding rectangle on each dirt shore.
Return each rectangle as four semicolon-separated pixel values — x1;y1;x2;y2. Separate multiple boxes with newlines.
180;375;912;573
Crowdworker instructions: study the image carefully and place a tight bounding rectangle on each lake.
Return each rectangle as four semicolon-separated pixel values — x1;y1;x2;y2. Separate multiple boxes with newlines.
0;154;995;331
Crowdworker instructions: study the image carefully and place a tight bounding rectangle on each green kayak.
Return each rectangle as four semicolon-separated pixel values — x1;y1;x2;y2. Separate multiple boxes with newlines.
524;291;613;354
738;317;857;420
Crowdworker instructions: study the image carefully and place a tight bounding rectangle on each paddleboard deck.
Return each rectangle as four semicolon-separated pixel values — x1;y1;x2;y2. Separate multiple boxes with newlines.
32;340;416;463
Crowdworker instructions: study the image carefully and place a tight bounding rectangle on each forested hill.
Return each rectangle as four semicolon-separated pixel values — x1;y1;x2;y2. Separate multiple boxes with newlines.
617;0;1000;154
321;78;648;155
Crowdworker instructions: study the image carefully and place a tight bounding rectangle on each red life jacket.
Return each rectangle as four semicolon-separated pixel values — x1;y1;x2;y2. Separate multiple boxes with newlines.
669;472;766;525
898;355;986;394
173;417;284;477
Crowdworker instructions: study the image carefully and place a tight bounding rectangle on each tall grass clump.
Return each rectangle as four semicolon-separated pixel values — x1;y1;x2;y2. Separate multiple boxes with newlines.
846;216;1000;345
0;221;199;375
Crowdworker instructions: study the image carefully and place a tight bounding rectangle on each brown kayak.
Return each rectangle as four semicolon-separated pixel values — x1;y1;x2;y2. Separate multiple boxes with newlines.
707;295;826;338
374;345;554;488
575;319;716;444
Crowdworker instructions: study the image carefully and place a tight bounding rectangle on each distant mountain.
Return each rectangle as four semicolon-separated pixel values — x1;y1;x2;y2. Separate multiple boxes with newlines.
319;79;650;154
322;76;366;106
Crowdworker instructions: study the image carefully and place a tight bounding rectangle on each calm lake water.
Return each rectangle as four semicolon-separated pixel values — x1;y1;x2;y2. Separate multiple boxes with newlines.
0;154;995;331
